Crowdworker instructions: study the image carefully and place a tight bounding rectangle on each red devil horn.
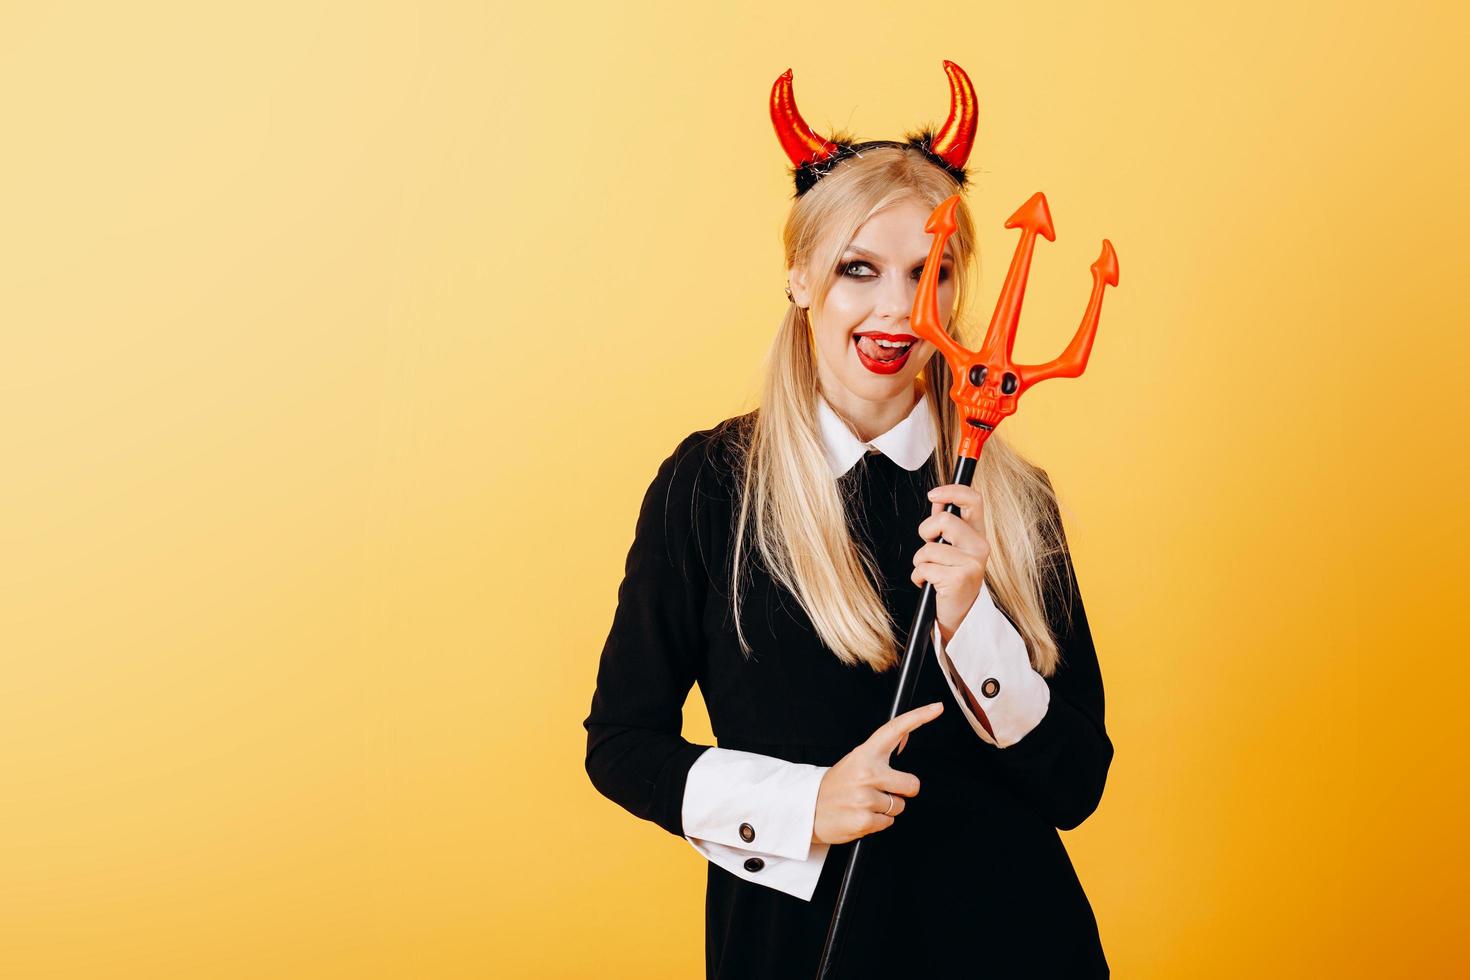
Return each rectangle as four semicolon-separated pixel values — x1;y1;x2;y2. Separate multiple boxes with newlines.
930;60;977;170
770;69;841;168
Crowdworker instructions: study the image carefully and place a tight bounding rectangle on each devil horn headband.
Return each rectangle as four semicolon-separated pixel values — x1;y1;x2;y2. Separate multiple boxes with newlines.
769;60;978;196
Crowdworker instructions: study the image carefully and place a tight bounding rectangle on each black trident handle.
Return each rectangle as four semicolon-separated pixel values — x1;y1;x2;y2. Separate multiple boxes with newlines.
815;453;980;979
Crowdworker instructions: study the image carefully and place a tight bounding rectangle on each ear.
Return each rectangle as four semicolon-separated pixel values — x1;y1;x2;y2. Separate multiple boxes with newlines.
788;264;812;309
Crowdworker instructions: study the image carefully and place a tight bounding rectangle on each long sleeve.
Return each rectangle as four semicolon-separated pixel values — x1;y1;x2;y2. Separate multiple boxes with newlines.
681;747;830;901
931;580;1052;748
956;482;1114;832
583;433;716;839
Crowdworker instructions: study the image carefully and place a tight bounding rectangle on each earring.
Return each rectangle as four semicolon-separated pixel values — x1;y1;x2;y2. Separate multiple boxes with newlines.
784;283;794;303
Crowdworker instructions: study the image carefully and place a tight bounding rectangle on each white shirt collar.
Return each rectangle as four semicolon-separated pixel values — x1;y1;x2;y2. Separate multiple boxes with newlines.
817;390;937;478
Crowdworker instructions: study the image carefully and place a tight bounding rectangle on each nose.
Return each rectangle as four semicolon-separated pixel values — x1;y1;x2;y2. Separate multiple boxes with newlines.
875;270;915;324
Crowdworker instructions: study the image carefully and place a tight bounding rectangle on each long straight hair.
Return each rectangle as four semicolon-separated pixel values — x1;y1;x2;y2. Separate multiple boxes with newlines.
728;145;1071;675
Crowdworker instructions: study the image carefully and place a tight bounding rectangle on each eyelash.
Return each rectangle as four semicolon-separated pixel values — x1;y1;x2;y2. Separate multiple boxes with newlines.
841;260;950;282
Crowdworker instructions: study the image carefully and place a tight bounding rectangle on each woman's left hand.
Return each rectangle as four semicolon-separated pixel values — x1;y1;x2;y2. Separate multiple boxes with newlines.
912;483;991;645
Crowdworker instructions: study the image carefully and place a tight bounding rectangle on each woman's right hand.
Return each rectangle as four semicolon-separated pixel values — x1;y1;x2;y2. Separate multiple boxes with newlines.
811;701;944;845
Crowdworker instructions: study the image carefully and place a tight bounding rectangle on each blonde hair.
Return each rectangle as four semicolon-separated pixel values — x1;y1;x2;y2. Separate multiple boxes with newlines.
728;145;1071;675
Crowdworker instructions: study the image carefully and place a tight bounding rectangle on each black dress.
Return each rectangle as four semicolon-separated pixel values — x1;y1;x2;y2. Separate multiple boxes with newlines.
584;414;1113;978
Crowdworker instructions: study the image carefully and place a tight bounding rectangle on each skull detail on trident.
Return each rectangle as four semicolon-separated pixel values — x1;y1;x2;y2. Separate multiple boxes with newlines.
912;192;1120;460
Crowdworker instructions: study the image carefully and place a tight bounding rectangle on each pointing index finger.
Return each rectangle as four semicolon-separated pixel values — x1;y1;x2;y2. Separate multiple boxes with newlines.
866;702;945;755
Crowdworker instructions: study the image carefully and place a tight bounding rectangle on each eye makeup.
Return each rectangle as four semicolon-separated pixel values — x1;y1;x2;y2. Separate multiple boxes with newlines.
839;259;952;281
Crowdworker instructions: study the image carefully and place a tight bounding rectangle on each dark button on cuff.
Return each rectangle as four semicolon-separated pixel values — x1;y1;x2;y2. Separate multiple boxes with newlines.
738;822;755;843
743;857;764;873
981;677;1000;698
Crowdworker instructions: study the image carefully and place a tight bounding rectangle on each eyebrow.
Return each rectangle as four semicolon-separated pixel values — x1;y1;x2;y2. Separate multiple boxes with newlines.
842;244;953;264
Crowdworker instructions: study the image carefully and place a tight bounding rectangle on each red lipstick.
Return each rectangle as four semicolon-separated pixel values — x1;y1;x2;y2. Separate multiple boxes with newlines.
852;331;919;375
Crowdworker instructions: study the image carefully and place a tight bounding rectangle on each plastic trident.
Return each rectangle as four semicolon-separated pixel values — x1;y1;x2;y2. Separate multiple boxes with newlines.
816;190;1118;980
913;192;1119;460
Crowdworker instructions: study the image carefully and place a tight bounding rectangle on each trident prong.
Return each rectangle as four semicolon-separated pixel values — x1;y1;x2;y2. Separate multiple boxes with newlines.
1017;239;1119;388
911;192;1119;459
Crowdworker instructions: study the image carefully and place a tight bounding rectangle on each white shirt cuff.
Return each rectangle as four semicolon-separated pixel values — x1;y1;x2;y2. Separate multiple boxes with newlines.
681;747;826;859
680;748;831;901
683;835;830;902
932;580;1051;748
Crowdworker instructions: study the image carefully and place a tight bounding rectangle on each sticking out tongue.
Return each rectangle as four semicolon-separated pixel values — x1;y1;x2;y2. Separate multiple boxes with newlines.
856;336;912;362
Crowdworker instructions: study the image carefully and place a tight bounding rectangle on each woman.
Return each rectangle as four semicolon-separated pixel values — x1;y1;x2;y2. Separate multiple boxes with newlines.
584;63;1113;978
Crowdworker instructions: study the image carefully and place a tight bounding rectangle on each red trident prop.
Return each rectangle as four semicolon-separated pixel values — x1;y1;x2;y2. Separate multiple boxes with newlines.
816;192;1118;980
916;191;1119;459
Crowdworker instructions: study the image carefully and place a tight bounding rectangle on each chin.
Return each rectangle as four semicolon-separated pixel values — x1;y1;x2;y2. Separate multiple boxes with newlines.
817;343;923;402
842;366;920;399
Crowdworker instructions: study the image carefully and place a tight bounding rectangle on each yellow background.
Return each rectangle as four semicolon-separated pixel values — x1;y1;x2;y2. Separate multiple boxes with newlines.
2;1;1466;976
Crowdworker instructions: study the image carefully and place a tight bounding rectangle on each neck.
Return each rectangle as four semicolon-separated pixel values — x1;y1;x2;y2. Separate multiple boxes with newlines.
821;378;925;443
